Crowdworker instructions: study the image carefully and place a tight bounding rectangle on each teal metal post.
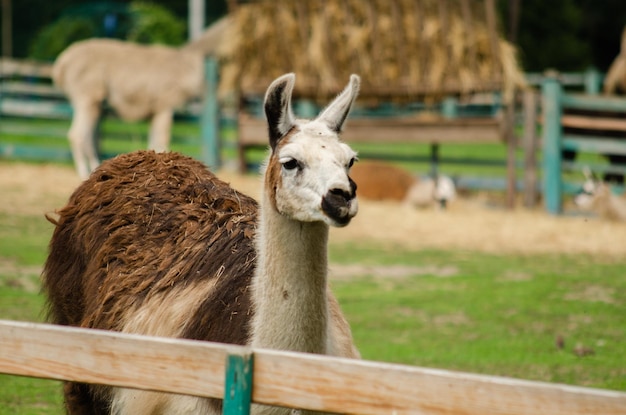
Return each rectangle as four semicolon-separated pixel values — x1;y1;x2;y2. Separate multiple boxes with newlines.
223;351;254;415
295;99;317;118
201;57;220;169
541;77;563;214
441;96;458;119
584;68;601;95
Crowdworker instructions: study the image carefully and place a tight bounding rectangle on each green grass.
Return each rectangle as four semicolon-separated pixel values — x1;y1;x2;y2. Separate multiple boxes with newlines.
0;116;241;168
330;245;626;390
1;202;625;415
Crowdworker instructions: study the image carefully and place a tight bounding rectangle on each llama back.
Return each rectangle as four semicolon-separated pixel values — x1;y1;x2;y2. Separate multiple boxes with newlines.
42;150;258;345
52;39;203;120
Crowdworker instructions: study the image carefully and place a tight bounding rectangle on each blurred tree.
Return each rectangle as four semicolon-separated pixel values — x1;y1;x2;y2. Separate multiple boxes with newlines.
29;16;97;60
2;0;227;59
500;0;626;71
2;0;625;72
127;2;186;45
27;1;187;61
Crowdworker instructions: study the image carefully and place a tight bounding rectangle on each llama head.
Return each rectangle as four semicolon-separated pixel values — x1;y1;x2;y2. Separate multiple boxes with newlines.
263;73;360;227
574;166;610;210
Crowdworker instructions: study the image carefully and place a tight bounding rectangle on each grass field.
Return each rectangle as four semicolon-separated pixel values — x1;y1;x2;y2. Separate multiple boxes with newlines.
0;159;625;414
0;112;624;413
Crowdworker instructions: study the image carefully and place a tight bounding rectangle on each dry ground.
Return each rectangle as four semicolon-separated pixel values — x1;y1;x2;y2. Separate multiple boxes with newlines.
2;161;625;258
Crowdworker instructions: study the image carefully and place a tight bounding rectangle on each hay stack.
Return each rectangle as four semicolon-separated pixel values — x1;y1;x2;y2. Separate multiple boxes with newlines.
217;0;525;102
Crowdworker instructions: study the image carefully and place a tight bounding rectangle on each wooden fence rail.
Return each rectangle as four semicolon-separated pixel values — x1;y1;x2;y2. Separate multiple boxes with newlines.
1;320;625;415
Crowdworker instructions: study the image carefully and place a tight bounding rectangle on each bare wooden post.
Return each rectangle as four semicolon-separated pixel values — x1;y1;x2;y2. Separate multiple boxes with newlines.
522;89;538;207
505;98;517;209
541;76;563;214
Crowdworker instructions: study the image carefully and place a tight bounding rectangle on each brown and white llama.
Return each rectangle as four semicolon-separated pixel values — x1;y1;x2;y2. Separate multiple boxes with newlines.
42;73;361;415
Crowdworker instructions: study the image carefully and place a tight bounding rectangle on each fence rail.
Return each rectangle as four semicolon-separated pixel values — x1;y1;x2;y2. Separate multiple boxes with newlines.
1;320;625;415
0;57;221;168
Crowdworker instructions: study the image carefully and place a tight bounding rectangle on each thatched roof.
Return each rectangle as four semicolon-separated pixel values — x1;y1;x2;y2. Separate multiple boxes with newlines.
216;0;526;103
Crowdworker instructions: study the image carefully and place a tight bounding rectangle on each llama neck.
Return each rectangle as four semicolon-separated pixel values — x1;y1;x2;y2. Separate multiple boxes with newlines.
250;192;330;354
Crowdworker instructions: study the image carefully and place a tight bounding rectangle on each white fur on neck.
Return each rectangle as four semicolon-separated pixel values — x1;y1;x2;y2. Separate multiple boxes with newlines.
250;190;330;354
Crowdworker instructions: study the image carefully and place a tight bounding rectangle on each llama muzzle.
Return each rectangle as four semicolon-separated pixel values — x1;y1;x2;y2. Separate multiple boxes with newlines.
321;185;358;226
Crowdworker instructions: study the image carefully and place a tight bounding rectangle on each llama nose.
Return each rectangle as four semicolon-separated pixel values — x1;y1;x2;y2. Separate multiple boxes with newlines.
322;182;358;226
329;177;357;200
329;187;353;202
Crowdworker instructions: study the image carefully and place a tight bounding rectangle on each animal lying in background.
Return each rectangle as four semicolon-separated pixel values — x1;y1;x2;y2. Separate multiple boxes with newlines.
574;167;626;221
349;160;456;208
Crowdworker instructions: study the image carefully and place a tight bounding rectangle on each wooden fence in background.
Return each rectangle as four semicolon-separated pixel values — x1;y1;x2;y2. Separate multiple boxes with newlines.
0;57;221;168
1;320;625;415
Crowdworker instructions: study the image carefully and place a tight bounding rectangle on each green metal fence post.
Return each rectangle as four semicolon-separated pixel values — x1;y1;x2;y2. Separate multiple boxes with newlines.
584;67;601;95
223;351;254;415
201;57;220;169
441;96;458;119
295;99;317;118
541;76;563;215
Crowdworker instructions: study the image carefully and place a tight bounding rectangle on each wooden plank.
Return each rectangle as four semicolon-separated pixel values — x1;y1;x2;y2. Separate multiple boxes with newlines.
2;320;626;415
563;161;626;176
0;98;72;119
562;93;626;112
522;89;538;207
562;134;626;155
0;121;68;138
561;114;626;132
0;320;229;398
0;58;53;78
504;100;517;208
256;349;626;415
238;114;502;147
0;143;72;161
343;117;503;143
1;81;65;98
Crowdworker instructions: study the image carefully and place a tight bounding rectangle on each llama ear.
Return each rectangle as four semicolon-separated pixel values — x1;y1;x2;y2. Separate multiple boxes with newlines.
264;73;297;151
316;74;360;133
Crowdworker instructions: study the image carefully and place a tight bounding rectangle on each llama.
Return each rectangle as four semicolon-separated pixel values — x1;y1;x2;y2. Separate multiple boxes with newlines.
52;17;228;179
42;73;361;415
603;26;626;95
574;167;626;221
349;160;456;208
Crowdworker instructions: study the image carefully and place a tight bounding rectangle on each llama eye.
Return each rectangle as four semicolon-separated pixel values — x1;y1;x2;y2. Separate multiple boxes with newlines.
282;159;300;170
347;157;357;168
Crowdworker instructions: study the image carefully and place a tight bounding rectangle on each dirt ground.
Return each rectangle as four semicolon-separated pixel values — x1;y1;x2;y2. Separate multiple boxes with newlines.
2;161;625;258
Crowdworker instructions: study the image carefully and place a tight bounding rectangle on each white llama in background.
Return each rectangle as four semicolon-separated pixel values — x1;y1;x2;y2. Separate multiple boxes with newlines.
575;166;626;221
52;17;228;179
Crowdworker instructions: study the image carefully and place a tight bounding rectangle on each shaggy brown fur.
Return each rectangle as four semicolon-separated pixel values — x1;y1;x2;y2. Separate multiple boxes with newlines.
42;150;257;414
